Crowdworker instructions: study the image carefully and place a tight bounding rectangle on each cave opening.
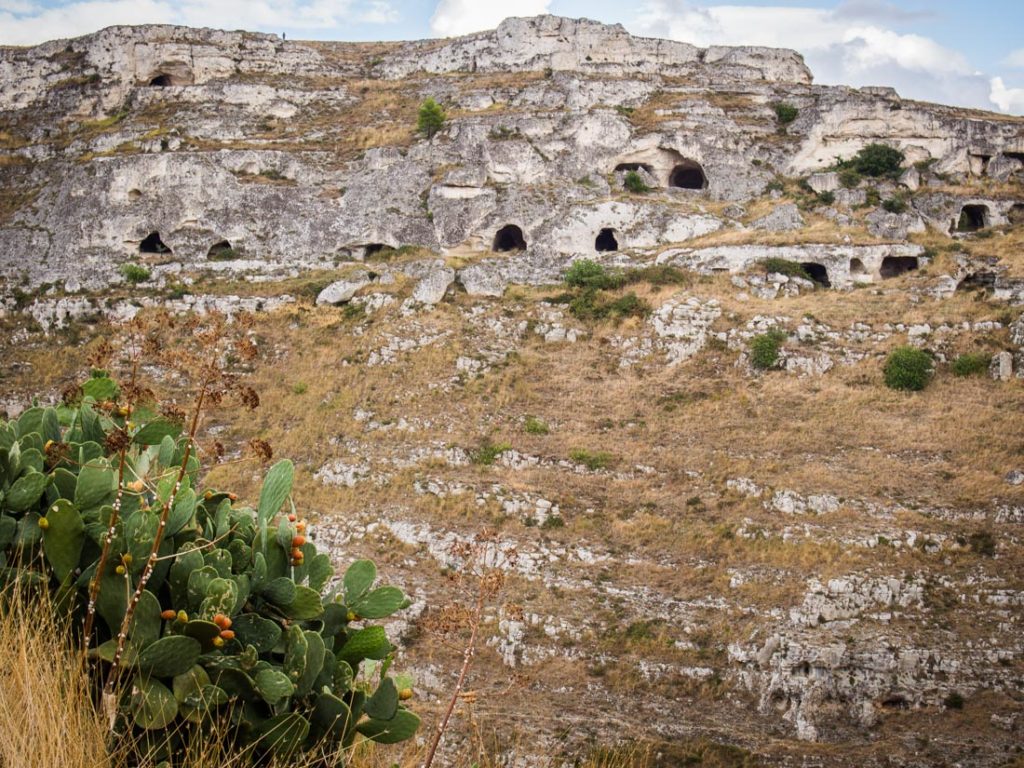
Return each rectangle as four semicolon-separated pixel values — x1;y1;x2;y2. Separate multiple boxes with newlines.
800;262;830;287
207;240;236;261
669;161;708;190
1009;203;1024;225
493;224;527;252
880;256;919;279
149;74;173;87
595;228;618;252
849;257;867;278
139;231;171;255
614;162;654;175
957;204;989;232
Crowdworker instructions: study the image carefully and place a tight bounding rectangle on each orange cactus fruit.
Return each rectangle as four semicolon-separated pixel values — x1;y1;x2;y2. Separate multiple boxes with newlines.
228;493;238;502
212;637;225;648
176;610;189;623
291;535;306;547
128;480;145;492
160;609;177;621
287;513;297;522
213;614;232;629
296;521;306;532
399;688;413;701
219;630;235;641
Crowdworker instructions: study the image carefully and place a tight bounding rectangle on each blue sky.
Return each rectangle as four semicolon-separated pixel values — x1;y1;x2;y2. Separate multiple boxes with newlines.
3;0;1023;113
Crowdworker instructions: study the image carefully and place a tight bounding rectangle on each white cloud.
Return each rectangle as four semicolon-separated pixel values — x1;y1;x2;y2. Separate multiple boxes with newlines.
430;0;550;37
1005;48;1024;68
0;0;395;45
990;76;1024;113
630;2;1017;114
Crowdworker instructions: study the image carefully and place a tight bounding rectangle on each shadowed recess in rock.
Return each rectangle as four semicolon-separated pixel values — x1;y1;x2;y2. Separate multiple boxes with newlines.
493;224;527;252
595;228;618;252
669;161;707;190
956;204;989;232
801;262;830;287
139;231;171;255
880;256;918;279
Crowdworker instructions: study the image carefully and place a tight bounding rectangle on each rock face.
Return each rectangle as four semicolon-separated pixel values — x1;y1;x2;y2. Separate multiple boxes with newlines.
2;15;1024;767
1;16;1021;294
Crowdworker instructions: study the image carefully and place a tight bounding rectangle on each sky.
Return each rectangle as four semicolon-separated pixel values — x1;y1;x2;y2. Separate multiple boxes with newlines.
2;0;1023;114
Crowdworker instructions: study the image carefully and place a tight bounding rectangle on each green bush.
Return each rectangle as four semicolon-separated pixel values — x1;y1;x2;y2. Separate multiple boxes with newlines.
622;264;692;287
473;439;511;465
0;370;418;761
120;263;151;283
882;195;908;214
883;346;933;391
748;329;787;370
524;416;549;435
623;170;649;194
943;692;965;710
838;168;861;188
951;353;990;377
968;530;995;557
568;289;648;321
773;102;798;125
839;143;905;178
416;97;446;138
762;258;810;280
569;449;613;470
816;190;835;205
564;259;621;290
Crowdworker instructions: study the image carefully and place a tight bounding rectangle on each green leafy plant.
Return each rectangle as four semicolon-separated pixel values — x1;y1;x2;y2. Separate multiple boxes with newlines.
417;98;446;139
0;366;418;762
472;439;510;466
772;102;798;125
838;168;861;188
882;194;908;214
836;143;905;178
749;329;787;370
623;170;649;194
951;353;990;377
523;416;549;435
762;258;810;280
120;264;151;284
883;346;933;391
569;449;614;471
564;260;622;290
817;190;835;205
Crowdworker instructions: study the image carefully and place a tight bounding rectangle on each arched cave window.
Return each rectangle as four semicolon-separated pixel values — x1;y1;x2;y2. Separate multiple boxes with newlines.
493;225;527;252
149;74;173;87
879;256;918;279
1008;203;1024;225
139;231;171;255
207;240;236;260
363;243;390;259
957;204;989;232
669;160;708;190
800;262;830;287
849;258;867;277
595;228;618;252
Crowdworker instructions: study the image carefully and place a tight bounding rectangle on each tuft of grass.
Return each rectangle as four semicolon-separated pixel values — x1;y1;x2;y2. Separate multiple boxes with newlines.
0;584;109;768
951;353;990;377
570;448;614;470
749;329;786;370
762;258;810;280
623;170;649;194
524;416;549;435
473;439;511;465
119;263;151;283
883;346;933;391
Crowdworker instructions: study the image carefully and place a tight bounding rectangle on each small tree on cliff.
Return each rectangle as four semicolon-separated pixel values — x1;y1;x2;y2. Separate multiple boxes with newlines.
417;97;446;139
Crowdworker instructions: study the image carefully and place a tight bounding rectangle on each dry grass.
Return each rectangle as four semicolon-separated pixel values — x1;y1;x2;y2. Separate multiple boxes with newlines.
0;583;109;768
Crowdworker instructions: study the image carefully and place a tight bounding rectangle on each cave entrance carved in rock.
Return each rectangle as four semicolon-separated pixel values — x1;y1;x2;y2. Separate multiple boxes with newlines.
207;240;236;260
957;204;989;232
669;160;708;190
801;262;830;287
880;256;918;279
493;225;527;252
139;231;171;255
595;228;618;252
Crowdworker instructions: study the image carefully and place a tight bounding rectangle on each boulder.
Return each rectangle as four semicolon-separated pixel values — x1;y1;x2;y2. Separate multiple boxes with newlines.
412;263;456;305
315;271;373;305
751;203;804;231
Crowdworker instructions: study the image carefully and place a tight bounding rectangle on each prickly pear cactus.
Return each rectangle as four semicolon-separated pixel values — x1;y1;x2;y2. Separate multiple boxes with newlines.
0;371;419;762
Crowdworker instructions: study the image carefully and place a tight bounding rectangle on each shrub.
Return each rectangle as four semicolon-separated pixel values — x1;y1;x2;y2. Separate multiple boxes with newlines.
623;170;649;194
749;329;787;370
817;190;835;205
883;346;933;391
622;264;691;287
968;531;995;557
762;258;810;280
119;263;150;283
568;289;648;321
838;168;861;188
565;259;621;290
943;692;965;710
292;381;308;394
773;102;798;125
882;195;908;214
524;416;549;435
569;449;613;470
473;439;511;465
417;97;446;138
0;370;418;762
605;292;649;318
841;143;905;178
951;353;990;377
